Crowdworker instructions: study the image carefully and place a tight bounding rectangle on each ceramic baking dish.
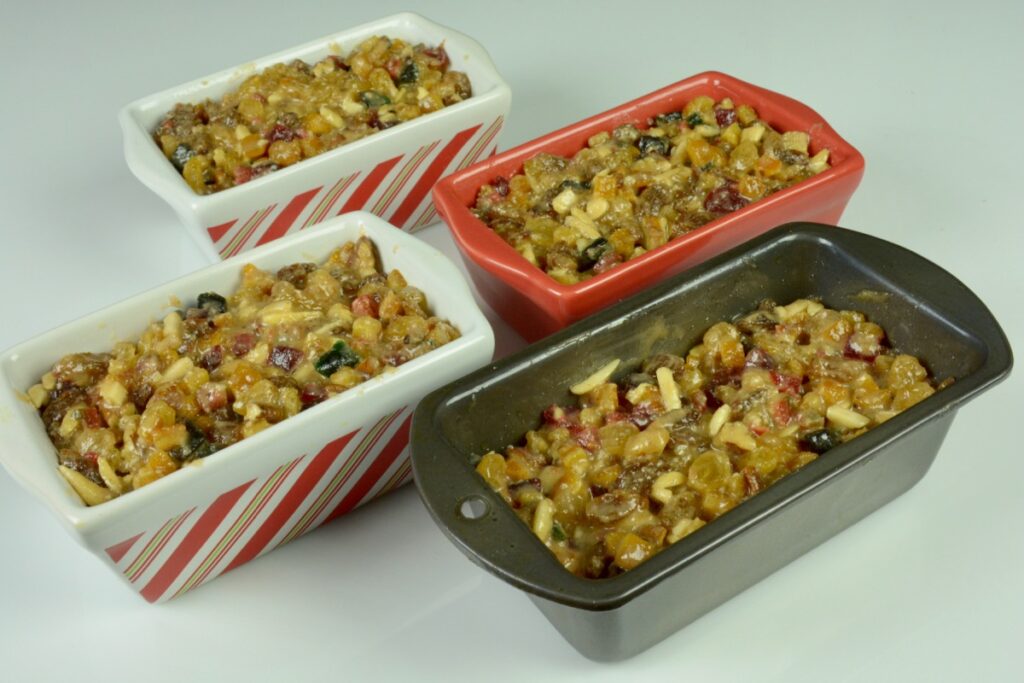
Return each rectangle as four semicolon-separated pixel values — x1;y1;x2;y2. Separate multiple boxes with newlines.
411;223;1011;660
120;12;511;262
0;212;494;603
432;71;864;341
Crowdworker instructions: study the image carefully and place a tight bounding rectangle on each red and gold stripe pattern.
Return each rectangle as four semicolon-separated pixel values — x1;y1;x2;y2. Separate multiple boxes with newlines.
204;117;504;258
104;406;414;603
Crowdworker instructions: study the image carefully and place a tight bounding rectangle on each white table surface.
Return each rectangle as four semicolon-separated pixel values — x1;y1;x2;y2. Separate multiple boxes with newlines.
1;1;1020;680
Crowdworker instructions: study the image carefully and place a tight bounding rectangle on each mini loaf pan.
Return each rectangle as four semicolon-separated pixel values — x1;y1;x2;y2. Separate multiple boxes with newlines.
432;71;864;341
411;223;1012;661
0;212;494;603
120;12;511;262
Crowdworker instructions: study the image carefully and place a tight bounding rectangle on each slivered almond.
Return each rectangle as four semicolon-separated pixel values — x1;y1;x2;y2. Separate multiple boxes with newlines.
708;404;732;437
668;517;705;544
97;457;125;495
717;422;756;451
570;359;620;395
656;367;682;411
58;466;114;507
827;404;870;429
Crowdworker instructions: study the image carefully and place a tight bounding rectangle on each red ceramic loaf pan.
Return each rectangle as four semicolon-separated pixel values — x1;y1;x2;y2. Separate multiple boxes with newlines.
432;71;865;341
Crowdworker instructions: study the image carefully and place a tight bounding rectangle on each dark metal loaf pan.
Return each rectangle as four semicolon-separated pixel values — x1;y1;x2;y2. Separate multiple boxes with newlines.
410;223;1013;661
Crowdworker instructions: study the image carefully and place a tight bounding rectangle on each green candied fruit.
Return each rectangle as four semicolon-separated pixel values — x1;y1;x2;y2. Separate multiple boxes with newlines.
654;111;683;125
196;292;228;314
315;341;361;376
637;135;670;158
397;60;419;85
360;90;391;108
578;238;610;271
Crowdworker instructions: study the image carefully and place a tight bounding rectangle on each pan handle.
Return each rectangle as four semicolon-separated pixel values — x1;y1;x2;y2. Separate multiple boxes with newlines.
409;397;595;606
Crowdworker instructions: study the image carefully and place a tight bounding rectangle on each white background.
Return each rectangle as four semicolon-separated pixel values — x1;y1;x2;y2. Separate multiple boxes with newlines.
1;1;1021;680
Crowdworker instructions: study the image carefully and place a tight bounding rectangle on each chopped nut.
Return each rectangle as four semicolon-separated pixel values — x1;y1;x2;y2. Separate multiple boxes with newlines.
551;188;578;215
98;377;128;406
319;106;343;128
566;208;601;240
571;359;620;395
773;299;822;322
97;457;125;495
668;517;705;544
625;382;658;405
262;310;322;325
532;498;555;541
586;197;609;219
808;149;831;174
519;242;538;266
695;124;720;138
782;131;810;154
622;424;671;460
708;403;732;437
27;384;48;409
58;410;80;439
717;421;757;451
245;343;270;365
162;311;183;341
341;98;365;115
160;357;194;384
740;123;765;143
656;366;682;411
58;466;114;507
352;316;383;342
826;404;870;429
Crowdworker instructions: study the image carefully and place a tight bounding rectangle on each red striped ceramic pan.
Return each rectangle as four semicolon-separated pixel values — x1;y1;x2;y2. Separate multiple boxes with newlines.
0;213;493;602
120;13;510;262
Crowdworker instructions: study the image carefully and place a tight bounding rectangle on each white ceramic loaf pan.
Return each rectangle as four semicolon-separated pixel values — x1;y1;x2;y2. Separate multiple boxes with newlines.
0;211;494;602
119;12;511;261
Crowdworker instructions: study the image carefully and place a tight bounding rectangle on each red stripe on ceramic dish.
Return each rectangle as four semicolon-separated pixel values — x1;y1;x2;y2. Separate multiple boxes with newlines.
255;187;322;246
305;172;359;226
223;203;278;258
339;155;403;214
173;457;302;596
128;508;195;583
382;457;413;493
122;516;181;578
105;532;145;564
363;440;414;499
215;208;263;257
138;480;254;602
389;125;481;227
408;116;502;231
372;142;439;216
224;431;357;572
325;412;412;521
206;220;237;243
284;409;403;541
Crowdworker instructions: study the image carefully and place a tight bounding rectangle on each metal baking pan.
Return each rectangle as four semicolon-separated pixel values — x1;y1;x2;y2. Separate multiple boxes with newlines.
410;223;1012;661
